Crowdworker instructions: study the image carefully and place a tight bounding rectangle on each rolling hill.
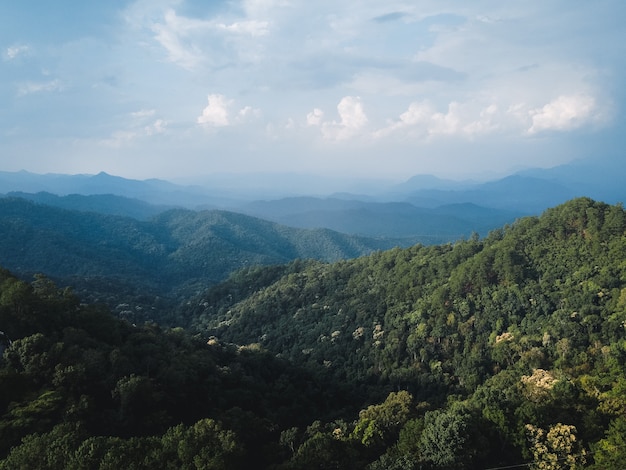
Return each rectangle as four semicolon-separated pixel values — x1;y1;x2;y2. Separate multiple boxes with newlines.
0;197;625;468
0;197;407;320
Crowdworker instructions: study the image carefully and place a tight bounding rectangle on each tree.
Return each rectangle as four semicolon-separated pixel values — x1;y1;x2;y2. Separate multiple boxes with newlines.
418;404;474;469
0;423;83;470
525;423;586;470
161;418;242;469
589;416;626;469
351;391;413;449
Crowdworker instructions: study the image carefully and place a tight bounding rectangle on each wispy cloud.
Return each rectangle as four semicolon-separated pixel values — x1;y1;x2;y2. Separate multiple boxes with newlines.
145;6;271;69
100;109;168;147
4;44;30;61
372;12;409;24
215;20;268;36
17;80;62;97
151;9;212;69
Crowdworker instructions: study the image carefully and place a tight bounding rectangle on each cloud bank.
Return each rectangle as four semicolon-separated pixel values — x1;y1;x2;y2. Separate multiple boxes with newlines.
0;0;623;179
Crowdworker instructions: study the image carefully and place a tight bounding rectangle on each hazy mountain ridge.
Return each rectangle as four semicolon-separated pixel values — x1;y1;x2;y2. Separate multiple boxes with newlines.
6;191;170;220
240;197;523;238
2;157;625;215
0;197;408;318
0;171;219;208
2;158;624;251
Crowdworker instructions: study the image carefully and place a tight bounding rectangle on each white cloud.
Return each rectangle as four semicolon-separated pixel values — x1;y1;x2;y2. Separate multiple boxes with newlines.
145;6;271;70
131;109;157;119
397;102;434;127
429;102;500;137
463;104;499;135
306;108;324;126
216;20;269;36
528;95;597;134
373;102;432;138
236;105;261;123
375;100;500;139
197;94;259;128
100;110;168;147
152;9;211;69
198;94;232;127
17;80;62;96
4;44;30;60
320;96;368;140
145;119;168;136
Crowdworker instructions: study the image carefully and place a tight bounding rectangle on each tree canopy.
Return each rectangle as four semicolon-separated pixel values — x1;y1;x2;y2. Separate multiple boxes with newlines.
1;197;625;468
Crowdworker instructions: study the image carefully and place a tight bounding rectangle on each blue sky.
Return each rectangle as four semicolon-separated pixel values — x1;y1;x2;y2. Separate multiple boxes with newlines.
1;0;624;182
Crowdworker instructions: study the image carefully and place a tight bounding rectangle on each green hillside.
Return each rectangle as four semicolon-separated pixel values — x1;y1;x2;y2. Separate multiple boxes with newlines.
1;197;625;468
0;197;404;320
181;197;626;468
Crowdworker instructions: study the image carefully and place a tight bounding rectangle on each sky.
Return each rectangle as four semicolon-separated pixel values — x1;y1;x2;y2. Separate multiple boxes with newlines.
1;0;625;183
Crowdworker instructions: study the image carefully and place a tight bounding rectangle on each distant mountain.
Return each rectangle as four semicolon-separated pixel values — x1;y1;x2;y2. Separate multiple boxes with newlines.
392;174;476;192
0;197;408;318
240;197;522;239
394;158;626;212
402;175;577;212
0;171;222;208
515;157;626;204
3;156;624;233
6;192;170;220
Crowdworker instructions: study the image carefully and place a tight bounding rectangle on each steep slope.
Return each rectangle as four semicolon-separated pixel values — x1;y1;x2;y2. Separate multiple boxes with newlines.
0;268;349;468
180;197;626;467
187;196;626;396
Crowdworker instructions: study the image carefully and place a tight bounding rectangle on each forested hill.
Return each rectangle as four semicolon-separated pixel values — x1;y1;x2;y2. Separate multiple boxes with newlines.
180;197;626;468
0;197;405;317
0;267;351;469
1;197;626;468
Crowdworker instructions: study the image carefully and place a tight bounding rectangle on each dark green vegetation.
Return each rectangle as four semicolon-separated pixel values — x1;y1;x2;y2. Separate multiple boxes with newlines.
0;196;404;320
1;197;626;468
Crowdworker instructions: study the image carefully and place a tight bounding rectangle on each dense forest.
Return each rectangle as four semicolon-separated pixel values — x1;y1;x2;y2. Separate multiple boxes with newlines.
0;196;411;320
1;197;625;468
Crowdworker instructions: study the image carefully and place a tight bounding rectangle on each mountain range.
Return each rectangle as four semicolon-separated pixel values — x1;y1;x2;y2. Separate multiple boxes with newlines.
2;155;624;220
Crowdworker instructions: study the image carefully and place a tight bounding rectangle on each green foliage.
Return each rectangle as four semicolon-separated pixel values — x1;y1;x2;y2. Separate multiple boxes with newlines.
179;198;626;467
419;404;474;468
0;197;405;323
1;197;626;468
351;391;414;448
589;416;626;469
